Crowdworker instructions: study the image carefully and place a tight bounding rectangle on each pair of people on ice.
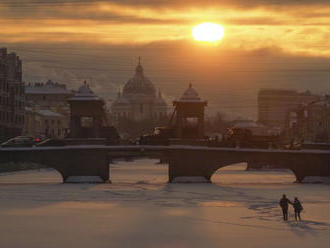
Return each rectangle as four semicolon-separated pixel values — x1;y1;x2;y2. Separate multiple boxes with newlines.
279;194;303;221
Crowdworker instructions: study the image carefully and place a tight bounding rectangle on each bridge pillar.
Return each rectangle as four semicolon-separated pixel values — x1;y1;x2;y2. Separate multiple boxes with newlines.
286;153;330;183
49;150;110;183
168;150;218;183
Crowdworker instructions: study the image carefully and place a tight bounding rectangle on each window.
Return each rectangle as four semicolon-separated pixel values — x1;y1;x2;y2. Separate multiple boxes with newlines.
81;117;93;127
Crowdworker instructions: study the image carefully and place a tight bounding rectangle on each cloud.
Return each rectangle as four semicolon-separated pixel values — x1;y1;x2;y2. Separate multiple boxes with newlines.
2;0;330;21
2;0;330;8
2;1;330;119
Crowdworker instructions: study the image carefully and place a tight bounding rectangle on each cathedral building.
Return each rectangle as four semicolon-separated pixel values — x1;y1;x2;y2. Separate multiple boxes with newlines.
111;60;167;121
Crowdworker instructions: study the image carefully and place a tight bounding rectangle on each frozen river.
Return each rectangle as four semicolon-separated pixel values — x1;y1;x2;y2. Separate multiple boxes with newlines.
1;159;330;248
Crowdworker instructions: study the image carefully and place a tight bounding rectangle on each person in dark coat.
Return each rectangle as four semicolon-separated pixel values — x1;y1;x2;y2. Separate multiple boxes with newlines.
293;197;303;221
279;194;292;221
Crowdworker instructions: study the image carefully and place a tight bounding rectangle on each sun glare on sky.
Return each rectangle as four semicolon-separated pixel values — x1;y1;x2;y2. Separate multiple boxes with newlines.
192;23;225;43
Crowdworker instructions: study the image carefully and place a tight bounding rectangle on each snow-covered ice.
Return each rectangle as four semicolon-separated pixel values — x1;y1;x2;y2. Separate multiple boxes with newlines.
1;159;330;248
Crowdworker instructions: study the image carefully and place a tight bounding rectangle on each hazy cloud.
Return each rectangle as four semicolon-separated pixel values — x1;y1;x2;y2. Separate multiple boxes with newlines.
2;0;330;119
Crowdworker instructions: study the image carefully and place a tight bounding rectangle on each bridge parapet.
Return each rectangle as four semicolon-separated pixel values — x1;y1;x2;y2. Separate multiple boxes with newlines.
1;145;330;183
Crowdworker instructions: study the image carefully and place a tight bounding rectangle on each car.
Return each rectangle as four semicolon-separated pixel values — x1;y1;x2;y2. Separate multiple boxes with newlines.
139;126;175;145
34;135;48;144
1;136;35;148
36;138;66;147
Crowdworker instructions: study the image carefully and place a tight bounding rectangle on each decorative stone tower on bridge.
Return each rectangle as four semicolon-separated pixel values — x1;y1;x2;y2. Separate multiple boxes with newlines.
172;84;207;139
68;81;105;138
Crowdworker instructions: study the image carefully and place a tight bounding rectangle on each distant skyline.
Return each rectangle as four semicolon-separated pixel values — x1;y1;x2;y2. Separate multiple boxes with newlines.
2;0;330;119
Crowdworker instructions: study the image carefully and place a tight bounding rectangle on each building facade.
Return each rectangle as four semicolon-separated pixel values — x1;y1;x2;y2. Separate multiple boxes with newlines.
24;108;69;139
23;80;73;139
111;60;167;122
25;80;73;111
258;89;319;129
0;48;25;141
288;97;330;143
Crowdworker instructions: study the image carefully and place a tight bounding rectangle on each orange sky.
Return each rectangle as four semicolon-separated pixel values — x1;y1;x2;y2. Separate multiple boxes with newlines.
2;0;330;119
1;0;330;56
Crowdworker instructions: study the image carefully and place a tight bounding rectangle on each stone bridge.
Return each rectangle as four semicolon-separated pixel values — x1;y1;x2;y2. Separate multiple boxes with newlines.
1;145;330;183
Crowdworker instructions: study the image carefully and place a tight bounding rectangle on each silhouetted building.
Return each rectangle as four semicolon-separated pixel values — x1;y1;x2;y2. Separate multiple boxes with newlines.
0;48;25;141
68;81;113;139
172;84;207;139
288;96;330;143
258;89;319;129
111;59;167;121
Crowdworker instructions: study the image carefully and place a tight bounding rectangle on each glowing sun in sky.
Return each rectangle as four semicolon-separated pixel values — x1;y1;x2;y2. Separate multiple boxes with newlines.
192;22;225;42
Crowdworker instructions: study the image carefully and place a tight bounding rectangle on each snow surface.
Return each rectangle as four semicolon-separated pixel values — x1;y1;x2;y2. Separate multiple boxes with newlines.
1;160;330;248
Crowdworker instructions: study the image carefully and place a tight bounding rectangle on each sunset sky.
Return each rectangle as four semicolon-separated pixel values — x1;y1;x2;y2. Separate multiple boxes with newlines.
2;0;330;118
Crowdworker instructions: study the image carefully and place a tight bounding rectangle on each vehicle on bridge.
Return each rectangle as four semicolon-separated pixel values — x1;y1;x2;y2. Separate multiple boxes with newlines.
36;138;66;147
221;126;284;149
139;126;175;145
1;136;36;148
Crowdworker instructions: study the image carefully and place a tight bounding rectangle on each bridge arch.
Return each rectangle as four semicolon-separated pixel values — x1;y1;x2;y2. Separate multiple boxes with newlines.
0;161;63;184
211;162;297;184
110;158;168;184
167;149;313;183
0;148;110;183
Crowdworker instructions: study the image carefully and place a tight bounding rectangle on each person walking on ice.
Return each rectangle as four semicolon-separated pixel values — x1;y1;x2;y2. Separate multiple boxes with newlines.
279;194;292;221
293;197;303;221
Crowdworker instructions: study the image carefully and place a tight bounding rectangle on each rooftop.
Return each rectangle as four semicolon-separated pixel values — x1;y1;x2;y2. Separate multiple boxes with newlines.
122;59;156;97
37;109;63;117
25;80;73;95
68;81;102;101
175;84;206;103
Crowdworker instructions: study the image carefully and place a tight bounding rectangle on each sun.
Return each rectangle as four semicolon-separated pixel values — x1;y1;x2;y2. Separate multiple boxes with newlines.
192;22;225;43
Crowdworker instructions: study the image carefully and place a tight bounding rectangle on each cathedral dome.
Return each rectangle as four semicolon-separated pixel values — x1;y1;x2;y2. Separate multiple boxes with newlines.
122;60;156;97
111;58;168;121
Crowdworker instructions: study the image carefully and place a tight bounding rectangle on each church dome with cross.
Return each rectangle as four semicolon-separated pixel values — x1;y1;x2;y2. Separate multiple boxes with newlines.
122;59;156;97
111;58;168;121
